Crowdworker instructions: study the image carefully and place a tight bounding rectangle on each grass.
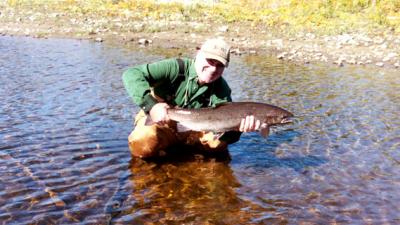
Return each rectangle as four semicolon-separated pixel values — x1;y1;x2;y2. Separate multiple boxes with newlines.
4;0;400;35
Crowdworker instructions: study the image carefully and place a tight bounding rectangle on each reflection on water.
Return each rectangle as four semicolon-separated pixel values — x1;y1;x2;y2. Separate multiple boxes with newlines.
1;36;399;224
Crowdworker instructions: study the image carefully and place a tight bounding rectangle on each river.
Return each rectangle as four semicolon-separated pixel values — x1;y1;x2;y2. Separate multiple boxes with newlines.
1;36;399;224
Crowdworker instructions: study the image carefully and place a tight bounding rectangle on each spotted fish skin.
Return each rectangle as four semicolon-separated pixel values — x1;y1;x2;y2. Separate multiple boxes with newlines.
166;102;293;137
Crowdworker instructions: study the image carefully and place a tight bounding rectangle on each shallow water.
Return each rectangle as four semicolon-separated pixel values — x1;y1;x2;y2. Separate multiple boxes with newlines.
1;36;399;224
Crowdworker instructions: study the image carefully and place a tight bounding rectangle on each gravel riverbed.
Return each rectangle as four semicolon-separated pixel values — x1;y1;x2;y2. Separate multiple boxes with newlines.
1;5;399;69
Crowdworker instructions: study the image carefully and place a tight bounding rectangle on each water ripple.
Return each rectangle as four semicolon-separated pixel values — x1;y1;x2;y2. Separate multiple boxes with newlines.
1;36;400;224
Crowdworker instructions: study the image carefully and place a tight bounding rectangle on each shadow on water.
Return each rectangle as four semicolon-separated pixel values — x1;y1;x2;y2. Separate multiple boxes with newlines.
233;129;328;173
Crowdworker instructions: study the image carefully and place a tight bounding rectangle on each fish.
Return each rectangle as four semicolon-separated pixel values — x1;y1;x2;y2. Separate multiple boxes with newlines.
146;102;294;137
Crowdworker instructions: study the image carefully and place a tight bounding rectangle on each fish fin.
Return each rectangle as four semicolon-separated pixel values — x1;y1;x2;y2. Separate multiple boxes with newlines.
144;116;154;126
176;122;192;133
213;132;224;140
260;124;270;137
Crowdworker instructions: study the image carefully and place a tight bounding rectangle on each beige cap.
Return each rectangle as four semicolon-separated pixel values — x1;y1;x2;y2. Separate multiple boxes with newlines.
200;38;231;67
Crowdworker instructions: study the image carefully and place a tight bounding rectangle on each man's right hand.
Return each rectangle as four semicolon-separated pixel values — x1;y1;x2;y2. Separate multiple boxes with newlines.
239;115;261;132
149;103;170;124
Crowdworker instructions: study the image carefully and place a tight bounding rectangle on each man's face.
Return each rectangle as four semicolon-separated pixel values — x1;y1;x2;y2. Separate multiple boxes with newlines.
195;52;225;85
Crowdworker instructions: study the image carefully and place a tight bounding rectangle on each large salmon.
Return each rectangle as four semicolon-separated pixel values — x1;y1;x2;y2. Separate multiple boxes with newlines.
162;102;294;137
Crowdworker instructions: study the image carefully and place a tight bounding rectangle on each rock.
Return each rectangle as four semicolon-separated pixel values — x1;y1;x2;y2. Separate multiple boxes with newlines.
376;62;384;67
133;24;144;31
95;37;103;42
359;35;372;43
268;39;283;48
277;52;287;59
249;50;257;54
218;25;229;33
49;13;60;18
373;37;385;44
333;61;344;67
230;48;242;55
296;32;305;38
24;28;30;36
337;34;352;44
28;15;36;21
379;43;388;49
383;52;398;61
388;52;398;58
138;38;152;45
305;33;316;39
88;29;96;35
394;62;400;68
347;58;356;64
334;57;345;66
315;52;323;57
324;36;331;42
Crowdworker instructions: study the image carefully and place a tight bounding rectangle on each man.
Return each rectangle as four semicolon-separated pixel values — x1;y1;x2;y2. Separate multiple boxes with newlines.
123;38;260;158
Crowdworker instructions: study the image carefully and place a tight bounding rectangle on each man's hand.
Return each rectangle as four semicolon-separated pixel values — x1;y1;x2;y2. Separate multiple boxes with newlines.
149;103;170;124
239;115;261;132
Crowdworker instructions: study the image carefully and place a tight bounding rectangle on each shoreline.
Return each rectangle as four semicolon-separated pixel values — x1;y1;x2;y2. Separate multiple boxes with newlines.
1;5;399;69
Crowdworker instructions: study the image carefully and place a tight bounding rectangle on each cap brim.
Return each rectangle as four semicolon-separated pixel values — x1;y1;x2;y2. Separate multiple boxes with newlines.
202;52;228;66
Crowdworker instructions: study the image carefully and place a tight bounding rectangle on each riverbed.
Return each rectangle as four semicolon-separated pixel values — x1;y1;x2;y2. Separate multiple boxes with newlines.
1;36;399;224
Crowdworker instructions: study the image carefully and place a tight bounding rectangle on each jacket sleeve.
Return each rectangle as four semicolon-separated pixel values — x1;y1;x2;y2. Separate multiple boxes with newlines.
122;59;179;113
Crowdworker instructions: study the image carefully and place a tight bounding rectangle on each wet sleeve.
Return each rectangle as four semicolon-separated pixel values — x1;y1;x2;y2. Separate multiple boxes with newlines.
122;59;179;113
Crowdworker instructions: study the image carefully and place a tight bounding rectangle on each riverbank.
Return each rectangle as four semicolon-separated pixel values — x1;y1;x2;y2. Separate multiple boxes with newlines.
1;1;399;69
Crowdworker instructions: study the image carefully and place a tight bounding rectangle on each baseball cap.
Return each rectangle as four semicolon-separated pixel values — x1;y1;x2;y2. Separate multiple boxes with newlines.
200;38;231;67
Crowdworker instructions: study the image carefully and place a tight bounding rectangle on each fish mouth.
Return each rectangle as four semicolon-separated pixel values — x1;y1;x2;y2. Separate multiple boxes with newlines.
281;117;294;124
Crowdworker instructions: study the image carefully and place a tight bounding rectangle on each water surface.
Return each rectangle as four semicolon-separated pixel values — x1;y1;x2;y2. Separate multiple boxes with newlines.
1;36;399;224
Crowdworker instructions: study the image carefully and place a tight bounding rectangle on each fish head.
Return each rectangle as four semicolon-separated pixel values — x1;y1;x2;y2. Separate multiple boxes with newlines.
264;108;294;126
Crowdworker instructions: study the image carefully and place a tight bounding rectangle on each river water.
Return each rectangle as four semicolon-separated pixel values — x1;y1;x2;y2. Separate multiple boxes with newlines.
1;36;399;224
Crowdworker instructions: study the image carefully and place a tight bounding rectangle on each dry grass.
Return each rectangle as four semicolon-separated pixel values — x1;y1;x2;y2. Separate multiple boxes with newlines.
4;0;400;35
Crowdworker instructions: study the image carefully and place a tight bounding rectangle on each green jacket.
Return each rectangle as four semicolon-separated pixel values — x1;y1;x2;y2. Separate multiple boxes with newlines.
122;57;241;144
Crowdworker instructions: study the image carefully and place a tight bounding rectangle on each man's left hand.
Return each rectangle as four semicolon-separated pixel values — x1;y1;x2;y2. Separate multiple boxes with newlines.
239;115;261;132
